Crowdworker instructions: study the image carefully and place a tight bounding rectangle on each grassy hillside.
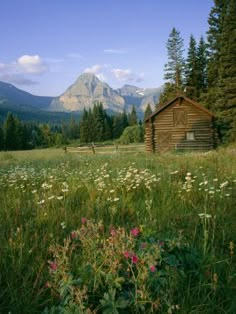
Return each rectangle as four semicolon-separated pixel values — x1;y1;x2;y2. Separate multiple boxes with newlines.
0;146;235;313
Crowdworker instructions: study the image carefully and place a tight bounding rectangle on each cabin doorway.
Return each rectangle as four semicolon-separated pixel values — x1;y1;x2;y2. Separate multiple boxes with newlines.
156;132;172;153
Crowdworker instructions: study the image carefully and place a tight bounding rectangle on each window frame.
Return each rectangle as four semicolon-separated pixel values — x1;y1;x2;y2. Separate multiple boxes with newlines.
186;131;195;141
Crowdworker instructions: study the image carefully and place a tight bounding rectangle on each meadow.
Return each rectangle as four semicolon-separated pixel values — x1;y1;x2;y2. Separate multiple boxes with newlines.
0;145;235;313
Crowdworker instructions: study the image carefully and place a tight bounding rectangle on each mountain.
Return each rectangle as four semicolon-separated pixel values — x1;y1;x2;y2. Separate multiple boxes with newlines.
0;74;164;121
0;82;79;123
116;84;164;115
49;73;125;113
0;81;52;109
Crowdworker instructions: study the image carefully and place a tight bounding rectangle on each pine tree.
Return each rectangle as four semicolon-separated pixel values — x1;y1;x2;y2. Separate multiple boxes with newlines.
144;104;152;120
215;0;236;141
164;27;185;92
207;0;227;88
80;109;89;143
93;102;105;142
0;126;4;150
113;113;125;139
129;105;138;126
4;112;17;150
158;83;177;104
185;35;198;99
196;36;208;96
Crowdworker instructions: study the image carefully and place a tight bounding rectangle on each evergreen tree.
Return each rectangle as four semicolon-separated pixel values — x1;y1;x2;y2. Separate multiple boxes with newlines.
164;27;185;92
129;105;138;126
207;0;227;88
0;126;4;150
215;0;236;141
69;117;79;139
4;112;17;150
144;104;152;120
79;109;89;143
158;83;177;104
196;36;208;96
185;35;198;99
103;112;113;140
113;113;125;139
93;102;105;142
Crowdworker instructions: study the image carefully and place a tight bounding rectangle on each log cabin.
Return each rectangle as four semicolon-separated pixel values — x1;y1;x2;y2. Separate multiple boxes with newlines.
145;95;214;153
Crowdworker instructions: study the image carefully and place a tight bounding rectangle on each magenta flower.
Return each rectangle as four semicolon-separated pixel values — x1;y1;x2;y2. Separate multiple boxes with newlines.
71;231;77;239
81;217;87;225
49;261;58;271
131;255;139;264
110;227;116;237
123;251;130;259
150;265;156;273
130;227;140;237
158;240;164;247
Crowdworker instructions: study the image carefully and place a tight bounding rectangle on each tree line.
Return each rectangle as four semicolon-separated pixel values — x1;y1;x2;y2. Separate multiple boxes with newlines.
79;102;140;143
0;104;142;150
160;0;236;143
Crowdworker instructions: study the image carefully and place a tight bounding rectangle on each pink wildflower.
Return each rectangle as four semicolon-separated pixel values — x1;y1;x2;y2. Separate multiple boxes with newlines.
49;261;57;271
131;255;139;264
130;227;140;237
71;231;77;239
81;217;87;225
158;241;164;247
123;251;130;259
110;227;116;237
150;265;157;273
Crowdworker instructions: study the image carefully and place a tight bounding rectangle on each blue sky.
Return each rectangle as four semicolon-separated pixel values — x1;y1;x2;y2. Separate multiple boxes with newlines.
0;0;213;96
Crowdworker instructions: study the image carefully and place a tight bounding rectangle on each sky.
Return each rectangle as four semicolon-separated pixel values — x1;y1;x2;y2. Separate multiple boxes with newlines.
0;0;213;96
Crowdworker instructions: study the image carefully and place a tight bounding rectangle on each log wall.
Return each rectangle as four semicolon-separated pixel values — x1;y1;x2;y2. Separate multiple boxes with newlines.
145;98;214;153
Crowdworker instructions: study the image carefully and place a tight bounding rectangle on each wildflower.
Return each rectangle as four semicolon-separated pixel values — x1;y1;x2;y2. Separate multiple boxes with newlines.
131;227;140;237
123;251;130;259
71;231;77;239
131;255;138;264
150;265;157;272
37;199;45;205
158;240;164;247
81;217;87;224
57;196;63;200
110;227;116;237
198;213;212;219
220;181;228;189
49;261;57;271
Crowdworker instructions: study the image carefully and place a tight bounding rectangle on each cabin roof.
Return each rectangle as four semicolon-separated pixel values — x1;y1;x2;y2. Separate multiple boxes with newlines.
144;95;214;122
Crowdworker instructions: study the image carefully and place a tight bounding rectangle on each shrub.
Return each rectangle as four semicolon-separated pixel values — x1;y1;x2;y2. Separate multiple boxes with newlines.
45;219;199;313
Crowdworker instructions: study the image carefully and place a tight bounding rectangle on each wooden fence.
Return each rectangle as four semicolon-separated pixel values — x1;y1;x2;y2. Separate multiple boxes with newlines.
65;144;145;155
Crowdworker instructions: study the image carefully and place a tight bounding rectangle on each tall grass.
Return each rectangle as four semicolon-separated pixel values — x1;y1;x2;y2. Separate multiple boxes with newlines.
0;145;235;313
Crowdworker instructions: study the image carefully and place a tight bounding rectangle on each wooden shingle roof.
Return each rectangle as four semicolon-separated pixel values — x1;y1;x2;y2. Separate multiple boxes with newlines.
144;95;213;122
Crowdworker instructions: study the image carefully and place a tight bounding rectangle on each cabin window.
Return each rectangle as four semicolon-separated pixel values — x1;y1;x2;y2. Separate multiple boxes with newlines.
174;109;187;127
186;132;195;140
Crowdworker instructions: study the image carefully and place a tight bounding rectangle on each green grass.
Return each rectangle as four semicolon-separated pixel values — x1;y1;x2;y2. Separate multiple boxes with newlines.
0;145;236;313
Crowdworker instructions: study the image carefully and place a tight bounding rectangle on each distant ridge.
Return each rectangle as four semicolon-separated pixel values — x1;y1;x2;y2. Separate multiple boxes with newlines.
0;75;164;120
0;81;52;109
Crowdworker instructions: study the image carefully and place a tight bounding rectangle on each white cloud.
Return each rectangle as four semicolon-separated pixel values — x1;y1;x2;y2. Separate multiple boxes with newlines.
0;73;37;86
84;64;103;74
104;49;127;54
111;68;144;83
83;64;106;81
0;54;48;86
111;68;132;81
17;55;48;74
